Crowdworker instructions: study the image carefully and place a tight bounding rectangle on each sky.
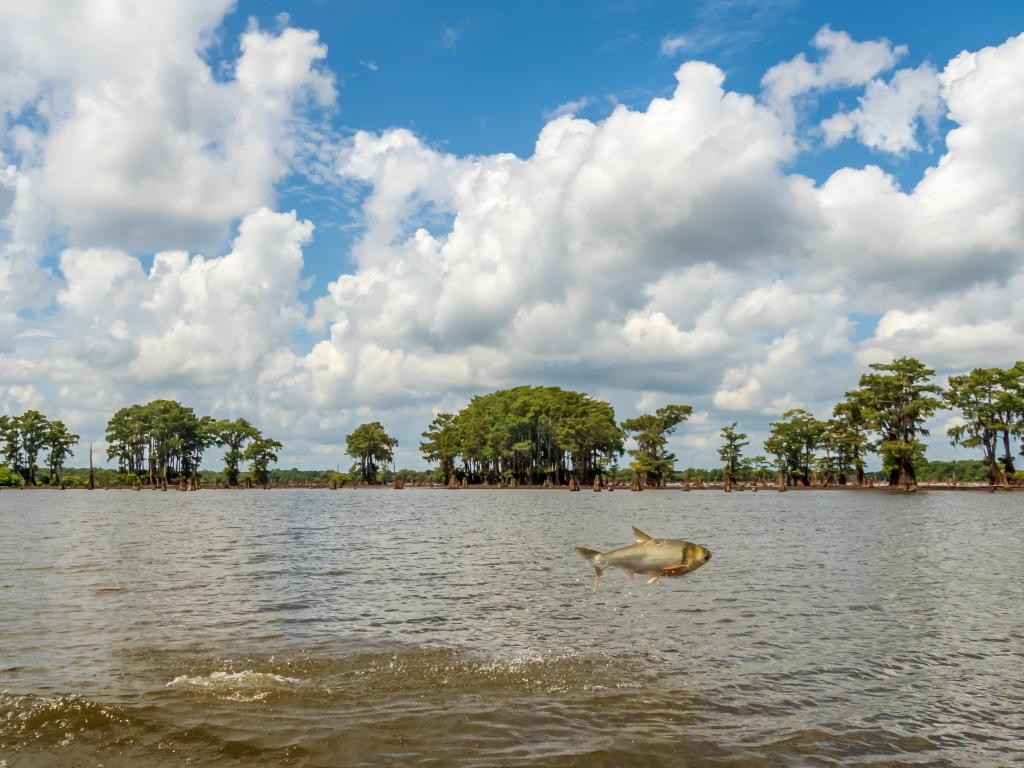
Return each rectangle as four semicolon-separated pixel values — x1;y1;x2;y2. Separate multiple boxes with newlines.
1;0;1023;472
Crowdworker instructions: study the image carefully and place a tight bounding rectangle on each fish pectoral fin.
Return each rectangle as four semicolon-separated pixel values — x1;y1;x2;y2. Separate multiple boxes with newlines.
646;575;660;585
632;526;653;543
663;564;691;574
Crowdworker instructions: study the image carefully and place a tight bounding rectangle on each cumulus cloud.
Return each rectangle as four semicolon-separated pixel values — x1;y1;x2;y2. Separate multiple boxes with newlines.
0;1;335;253
822;64;943;152
762;25;906;123
2;14;1024;469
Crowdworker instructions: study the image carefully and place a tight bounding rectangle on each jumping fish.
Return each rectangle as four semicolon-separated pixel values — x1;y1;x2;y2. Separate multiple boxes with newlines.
575;526;712;591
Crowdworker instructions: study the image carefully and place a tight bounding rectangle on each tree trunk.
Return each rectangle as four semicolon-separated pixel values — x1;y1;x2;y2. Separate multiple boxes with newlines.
630;473;641;492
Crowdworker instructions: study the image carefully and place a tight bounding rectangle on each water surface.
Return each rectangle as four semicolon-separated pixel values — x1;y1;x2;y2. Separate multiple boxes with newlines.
1;488;1022;766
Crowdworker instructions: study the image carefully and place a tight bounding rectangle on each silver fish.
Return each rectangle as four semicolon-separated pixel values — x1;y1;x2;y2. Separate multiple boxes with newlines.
576;526;712;591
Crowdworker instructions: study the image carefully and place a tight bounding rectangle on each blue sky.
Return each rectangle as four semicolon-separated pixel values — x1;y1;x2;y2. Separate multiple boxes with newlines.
232;0;1024;300
1;0;1023;471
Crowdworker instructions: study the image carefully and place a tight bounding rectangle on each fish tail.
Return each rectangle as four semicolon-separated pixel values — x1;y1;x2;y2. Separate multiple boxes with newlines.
575;547;604;591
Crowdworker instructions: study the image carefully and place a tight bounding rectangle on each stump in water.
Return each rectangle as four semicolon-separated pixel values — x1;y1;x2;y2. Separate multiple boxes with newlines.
724;476;732;493
448;475;458;490
630;473;642;492
330;478;337;490
568;475;581;492
607;482;615;492
593;476;601;492
461;477;468;488
542;477;552;489
393;476;405;489
950;474;957;487
777;472;786;493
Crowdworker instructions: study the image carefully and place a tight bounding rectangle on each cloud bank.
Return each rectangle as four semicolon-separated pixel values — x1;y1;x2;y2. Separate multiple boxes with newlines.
1;6;1023;469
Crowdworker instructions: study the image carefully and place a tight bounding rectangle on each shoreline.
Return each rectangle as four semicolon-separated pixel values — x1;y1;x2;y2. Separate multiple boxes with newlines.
3;483;1020;493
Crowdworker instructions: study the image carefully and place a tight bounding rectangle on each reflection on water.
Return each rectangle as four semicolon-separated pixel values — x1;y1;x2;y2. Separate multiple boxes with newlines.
1;488;1022;766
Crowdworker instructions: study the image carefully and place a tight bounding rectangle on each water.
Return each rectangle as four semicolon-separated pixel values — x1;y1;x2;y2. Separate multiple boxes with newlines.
1;488;1022;766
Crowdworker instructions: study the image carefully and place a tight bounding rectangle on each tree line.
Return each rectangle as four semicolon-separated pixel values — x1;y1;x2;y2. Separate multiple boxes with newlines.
0;411;79;486
0;400;282;487
3;359;1022;490
105;400;281;487
340;360;1023;491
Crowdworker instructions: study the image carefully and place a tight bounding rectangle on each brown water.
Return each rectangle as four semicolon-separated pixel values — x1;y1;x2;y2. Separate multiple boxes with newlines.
1;488;1022;767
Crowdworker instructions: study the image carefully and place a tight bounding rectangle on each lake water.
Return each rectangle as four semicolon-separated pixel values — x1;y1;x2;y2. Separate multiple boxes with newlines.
1;488;1022;766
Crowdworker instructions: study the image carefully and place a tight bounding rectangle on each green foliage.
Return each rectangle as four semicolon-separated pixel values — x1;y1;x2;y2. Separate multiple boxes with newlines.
420;413;459;484
1;410;78;485
211;417;261;486
105;400;279;485
765;408;826;486
847;357;943;487
419;386;624;486
0;464;23;487
346;421;398;484
244;434;283;485
946;363;1023;485
717;423;749;481
622;404;691;486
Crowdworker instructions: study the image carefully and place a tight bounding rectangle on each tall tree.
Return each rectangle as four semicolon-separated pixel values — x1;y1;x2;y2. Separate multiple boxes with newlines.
946;366;1017;487
994;362;1023;475
420;413;460;485
244;435;283;485
848;357;943;490
764;408;825;486
0;414;24;480
820;400;870;486
14;410;50;485
346;421;398;484
621;404;692;487
718;423;749;484
212;417;260;486
44;420;79;486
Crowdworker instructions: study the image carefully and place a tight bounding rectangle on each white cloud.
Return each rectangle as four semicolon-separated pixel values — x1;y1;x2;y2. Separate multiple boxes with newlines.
543;97;592;120
54;207;312;384
2;17;1024;469
660;35;688;57
762;25;906;123
0;2;335;253
822;64;943;152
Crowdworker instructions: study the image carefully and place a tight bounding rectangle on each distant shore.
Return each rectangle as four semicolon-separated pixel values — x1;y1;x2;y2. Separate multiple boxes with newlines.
3;482;1020;492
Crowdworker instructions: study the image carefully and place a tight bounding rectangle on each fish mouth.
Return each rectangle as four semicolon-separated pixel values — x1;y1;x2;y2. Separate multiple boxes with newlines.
705;551;712;562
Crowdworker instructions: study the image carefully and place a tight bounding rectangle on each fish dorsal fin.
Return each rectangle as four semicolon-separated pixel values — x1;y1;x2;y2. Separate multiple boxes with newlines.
632;526;653;544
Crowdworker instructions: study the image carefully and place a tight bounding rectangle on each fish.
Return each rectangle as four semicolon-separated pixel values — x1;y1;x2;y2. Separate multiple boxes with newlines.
575;526;712;591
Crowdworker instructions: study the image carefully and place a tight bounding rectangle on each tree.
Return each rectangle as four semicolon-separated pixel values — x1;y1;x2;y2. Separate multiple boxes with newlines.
244;435;283;485
994;362;1023;475
848;357;943;490
0;414;24;480
945;366;1019;487
419;387;623;486
420;413;460;485
212;417;260;486
764;408;825;486
717;423;749;484
621;404;692;487
346;421;398;484
44;420;79;486
2;410;51;485
820;400;870;486
105;400;214;484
